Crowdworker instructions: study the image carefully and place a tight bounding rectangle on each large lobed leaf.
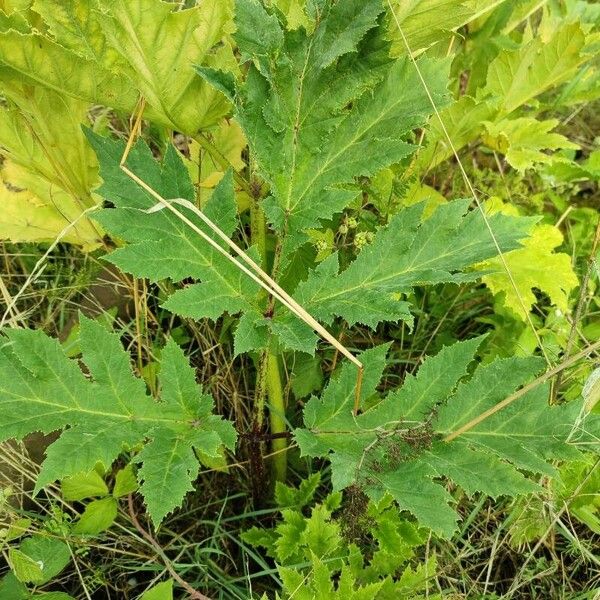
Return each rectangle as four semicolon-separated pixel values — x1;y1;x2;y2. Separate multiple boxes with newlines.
0;86;102;248
294;337;594;536
0;0;234;133
275;200;535;340
87;132;265;335
90;130;535;356
0;316;236;526
225;0;452;259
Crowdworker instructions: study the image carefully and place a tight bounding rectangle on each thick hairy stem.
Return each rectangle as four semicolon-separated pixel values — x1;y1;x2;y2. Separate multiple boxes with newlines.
251;202;288;481
266;348;287;481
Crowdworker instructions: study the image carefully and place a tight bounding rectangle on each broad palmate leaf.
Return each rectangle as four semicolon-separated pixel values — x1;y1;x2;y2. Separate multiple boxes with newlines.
0;0;234;133
294;337;591;536
0;316;236;526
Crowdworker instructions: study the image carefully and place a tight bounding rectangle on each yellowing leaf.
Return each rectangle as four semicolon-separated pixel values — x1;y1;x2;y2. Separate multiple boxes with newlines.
98;0;234;133
0;88;97;199
0;0;235;133
0;29;137;111
482;22;589;114
0;166;101;248
478;223;579;319
483;117;579;172
31;0;120;64
388;0;503;55
583;368;600;413
0;159;102;248
0;87;102;248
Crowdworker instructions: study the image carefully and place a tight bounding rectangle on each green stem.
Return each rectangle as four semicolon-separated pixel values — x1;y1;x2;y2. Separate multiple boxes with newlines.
250;201;288;481
250;200;267;265
266;349;287;481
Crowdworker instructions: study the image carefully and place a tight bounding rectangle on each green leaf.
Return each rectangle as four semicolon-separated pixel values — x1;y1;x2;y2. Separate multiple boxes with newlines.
0;315;236;526
112;464;139;498
233;0;451;258
72;497;118;535
482;117;579;172
4;518;32;542
477;222;579;319
235;0;283;63
88;133;262;325
11;536;70;585
61;470;108;501
0;573;28;600
295;338;590;536
8;549;45;585
139;581;174;600
289;354;323;399
481;21;589;114
275;472;321;508
88;6;534;359
277;200;535;340
134;339;237;525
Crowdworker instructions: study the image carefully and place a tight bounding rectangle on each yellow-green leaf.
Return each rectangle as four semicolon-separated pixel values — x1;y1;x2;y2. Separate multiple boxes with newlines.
482;21;589;114
483;117;579;172
8;548;45;584
31;0;120;64
0;29;136;110
61;470;108;501
9;536;70;585
388;0;503;55
112;464;138;498
140;580;174;600
272;0;313;31
72;497;118;535
0;87;102;248
478;223;579;319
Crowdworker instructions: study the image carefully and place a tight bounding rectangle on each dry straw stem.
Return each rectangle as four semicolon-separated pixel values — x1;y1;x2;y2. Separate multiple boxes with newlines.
0;205;100;329
384;4;592;440
444;338;600;442
119;99;365;412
